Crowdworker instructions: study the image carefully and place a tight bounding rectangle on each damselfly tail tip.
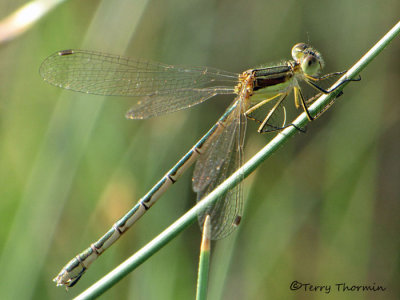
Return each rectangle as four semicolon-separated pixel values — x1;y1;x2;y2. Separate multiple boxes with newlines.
53;268;83;289
53;273;65;287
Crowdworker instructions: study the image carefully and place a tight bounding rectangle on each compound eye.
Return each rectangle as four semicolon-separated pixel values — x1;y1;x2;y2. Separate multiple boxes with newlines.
301;54;322;76
291;43;309;62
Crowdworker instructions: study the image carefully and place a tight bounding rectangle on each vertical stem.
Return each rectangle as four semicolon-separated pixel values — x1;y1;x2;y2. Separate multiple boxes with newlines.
196;215;212;300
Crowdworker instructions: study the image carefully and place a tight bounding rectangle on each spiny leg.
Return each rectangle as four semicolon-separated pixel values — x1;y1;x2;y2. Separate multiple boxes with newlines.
309;90;344;120
246;113;304;133
257;94;287;132
295;86;345;122
295;86;313;121
245;93;283;116
305;73;361;94
301;69;360;120
246;93;305;133
245;93;284;129
308;70;346;81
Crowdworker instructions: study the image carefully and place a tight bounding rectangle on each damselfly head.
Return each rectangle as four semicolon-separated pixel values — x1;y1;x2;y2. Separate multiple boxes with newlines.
291;43;325;76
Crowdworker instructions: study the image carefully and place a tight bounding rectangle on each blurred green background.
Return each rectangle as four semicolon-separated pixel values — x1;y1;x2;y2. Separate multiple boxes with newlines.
0;0;399;299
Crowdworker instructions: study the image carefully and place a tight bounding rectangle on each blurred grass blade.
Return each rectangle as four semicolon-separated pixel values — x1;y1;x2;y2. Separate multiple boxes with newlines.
0;0;149;299
0;0;67;44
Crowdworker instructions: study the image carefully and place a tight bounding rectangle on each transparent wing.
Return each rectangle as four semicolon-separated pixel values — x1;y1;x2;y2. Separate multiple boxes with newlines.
40;50;238;118
193;96;247;240
126;87;233;119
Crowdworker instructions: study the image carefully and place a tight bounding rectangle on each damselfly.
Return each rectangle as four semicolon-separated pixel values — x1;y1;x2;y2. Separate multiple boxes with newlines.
40;43;357;287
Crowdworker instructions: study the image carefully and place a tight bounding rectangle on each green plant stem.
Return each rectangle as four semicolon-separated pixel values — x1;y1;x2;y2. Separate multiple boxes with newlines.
196;216;211;300
74;20;400;300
